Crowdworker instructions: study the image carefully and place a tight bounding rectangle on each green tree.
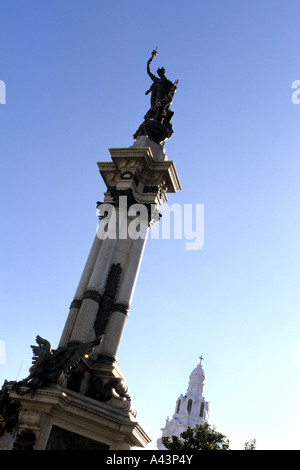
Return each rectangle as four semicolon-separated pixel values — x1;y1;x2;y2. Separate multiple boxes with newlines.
161;422;230;450
244;438;256;450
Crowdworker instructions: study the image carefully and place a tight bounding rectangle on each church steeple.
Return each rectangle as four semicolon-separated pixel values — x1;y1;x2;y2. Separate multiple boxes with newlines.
157;358;210;449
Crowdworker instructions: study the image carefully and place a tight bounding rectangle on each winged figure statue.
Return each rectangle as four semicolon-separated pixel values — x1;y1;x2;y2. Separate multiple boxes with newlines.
12;335;101;397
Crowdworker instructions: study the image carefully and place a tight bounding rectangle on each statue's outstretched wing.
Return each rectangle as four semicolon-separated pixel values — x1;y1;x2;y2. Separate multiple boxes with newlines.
43;339;100;374
12;336;101;396
30;335;51;357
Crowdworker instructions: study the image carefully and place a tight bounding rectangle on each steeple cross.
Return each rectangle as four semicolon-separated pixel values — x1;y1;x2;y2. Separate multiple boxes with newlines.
199;355;204;365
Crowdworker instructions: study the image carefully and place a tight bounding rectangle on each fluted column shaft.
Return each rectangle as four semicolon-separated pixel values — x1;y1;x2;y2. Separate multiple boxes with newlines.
69;207;128;344
98;220;149;362
58;235;102;347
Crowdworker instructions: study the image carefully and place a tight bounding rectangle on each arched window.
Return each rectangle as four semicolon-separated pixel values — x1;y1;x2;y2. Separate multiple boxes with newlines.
176;400;181;414
200;402;205;417
187;399;193;414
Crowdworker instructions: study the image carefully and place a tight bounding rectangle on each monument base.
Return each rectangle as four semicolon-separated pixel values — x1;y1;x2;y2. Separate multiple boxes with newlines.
0;365;151;450
131;135;167;162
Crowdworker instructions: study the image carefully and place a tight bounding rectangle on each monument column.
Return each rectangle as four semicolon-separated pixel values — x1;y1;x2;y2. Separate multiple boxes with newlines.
60;146;181;364
1;50;181;451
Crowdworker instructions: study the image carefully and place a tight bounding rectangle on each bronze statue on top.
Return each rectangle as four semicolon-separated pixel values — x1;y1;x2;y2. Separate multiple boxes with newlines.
134;50;178;145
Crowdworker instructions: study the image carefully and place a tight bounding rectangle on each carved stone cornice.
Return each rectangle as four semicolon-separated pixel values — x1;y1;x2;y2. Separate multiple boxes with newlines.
97;147;181;207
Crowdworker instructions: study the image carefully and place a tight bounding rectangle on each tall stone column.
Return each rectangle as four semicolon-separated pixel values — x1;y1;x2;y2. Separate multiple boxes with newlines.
1;143;181;451
59;146;181;364
1;51;182;451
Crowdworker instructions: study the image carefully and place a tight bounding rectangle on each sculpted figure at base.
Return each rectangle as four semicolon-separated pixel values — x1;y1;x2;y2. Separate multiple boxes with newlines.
12;335;101;397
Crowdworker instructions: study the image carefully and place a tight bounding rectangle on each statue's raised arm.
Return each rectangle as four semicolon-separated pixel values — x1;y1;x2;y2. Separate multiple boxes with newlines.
146;50;159;84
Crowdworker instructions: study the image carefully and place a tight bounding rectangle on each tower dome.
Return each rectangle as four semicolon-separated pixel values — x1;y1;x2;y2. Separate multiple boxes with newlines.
186;356;206;399
191;356;206;378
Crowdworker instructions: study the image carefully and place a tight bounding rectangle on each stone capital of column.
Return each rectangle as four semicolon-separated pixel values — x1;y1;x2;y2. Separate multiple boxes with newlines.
97;147;181;206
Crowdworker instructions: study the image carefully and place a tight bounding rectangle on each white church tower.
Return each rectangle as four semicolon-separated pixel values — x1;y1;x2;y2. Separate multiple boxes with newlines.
157;357;210;450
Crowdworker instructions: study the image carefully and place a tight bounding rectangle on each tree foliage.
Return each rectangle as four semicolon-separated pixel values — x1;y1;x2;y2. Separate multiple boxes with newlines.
161;423;257;451
244;438;256;450
161;422;230;451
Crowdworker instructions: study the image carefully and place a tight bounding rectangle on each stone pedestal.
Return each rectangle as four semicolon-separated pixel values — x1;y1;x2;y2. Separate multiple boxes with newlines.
0;145;181;450
2;373;149;450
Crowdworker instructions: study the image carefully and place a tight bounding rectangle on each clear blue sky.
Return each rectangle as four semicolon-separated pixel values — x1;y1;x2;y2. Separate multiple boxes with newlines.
1;0;300;450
